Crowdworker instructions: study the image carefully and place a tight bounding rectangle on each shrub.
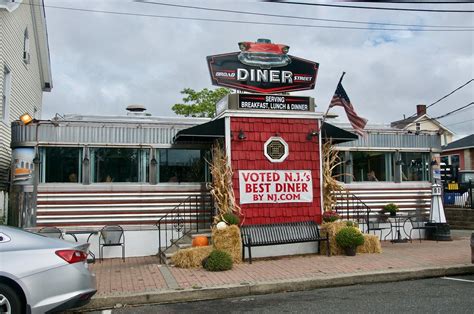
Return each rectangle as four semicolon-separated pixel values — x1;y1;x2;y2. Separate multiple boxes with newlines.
203;250;233;271
382;203;399;215
223;212;240;225
322;210;340;223
345;221;358;228
335;226;364;249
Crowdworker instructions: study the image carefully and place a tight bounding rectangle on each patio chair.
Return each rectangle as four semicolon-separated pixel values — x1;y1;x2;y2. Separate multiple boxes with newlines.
38;226;64;239
367;220;391;241
99;225;125;262
404;215;438;243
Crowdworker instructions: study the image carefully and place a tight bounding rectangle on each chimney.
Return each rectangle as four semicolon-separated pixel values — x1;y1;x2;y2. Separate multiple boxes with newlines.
416;104;426;117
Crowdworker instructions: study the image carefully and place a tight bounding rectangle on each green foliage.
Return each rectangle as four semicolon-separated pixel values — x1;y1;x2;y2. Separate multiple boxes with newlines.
222;212;240;225
382;203;399;214
335;227;365;249
345;221;358;228
203;250;233;271
172;88;231;118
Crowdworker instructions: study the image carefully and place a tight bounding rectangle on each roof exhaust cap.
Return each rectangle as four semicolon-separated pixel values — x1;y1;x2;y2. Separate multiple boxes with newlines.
126;104;147;116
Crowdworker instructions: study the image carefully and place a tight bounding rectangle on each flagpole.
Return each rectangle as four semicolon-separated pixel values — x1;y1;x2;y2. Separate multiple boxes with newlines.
320;72;346;128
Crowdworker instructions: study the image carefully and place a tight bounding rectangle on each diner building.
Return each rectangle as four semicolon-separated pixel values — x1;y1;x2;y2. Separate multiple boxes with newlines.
10;96;356;257
9;98;443;258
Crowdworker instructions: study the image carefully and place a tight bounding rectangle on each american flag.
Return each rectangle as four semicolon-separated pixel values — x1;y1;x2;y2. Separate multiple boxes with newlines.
329;82;367;137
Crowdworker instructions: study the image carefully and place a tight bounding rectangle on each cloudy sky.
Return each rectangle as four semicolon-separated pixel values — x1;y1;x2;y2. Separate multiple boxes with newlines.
41;0;473;138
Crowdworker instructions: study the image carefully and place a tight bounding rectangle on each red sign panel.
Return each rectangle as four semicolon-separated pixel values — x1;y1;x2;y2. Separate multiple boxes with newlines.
207;51;319;94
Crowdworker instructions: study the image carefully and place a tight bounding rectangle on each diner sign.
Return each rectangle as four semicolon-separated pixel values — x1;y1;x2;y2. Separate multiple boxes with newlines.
207;40;319;94
239;170;313;204
238;94;310;111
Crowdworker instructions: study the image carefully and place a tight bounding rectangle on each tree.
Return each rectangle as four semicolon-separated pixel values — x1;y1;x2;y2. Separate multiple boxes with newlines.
172;88;231;118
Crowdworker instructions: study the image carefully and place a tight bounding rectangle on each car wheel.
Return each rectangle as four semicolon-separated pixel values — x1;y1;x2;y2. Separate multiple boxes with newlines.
0;283;23;314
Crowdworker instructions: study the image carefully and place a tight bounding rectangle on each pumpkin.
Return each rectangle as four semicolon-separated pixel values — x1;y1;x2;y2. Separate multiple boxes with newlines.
192;235;209;247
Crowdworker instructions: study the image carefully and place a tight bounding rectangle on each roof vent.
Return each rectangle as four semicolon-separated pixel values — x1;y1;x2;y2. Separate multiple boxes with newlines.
126;104;147;116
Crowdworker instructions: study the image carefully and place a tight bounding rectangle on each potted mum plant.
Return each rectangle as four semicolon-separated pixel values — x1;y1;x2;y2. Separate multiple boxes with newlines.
335;226;365;256
322;210;340;223
382;203;399;217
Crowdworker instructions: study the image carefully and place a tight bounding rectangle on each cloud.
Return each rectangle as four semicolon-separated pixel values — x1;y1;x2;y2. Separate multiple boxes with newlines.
42;0;474;137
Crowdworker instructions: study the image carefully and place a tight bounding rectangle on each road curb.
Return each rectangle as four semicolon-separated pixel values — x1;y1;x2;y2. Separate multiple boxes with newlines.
80;264;474;311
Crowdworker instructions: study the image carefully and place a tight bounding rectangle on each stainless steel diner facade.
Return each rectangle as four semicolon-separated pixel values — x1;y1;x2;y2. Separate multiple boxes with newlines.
9;113;214;229
331;123;442;216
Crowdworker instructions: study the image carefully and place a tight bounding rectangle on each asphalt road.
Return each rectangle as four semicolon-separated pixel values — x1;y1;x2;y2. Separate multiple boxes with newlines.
89;275;474;314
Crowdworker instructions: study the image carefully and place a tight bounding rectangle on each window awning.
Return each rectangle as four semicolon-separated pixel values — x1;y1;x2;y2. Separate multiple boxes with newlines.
174;118;225;143
174;118;357;144
321;123;358;144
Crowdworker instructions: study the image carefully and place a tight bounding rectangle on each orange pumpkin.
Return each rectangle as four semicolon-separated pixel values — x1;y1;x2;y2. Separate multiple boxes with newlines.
192;235;209;247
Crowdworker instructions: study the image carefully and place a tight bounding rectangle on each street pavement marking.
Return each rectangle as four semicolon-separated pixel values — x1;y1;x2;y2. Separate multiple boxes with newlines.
442;277;474;283
102;310;112;314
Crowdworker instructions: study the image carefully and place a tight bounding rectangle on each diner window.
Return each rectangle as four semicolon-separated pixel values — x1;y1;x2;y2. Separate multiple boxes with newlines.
400;152;430;181
352;151;393;182
158;149;207;183
91;148;148;183
40;147;82;183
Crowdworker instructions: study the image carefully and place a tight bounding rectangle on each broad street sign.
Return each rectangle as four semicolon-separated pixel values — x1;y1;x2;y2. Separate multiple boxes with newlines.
207;39;319;94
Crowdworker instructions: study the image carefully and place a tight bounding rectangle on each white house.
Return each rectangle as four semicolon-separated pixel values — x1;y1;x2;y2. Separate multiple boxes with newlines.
0;0;52;221
391;104;454;146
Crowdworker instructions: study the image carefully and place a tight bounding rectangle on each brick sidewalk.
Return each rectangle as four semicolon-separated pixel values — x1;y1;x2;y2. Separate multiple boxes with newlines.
90;236;473;298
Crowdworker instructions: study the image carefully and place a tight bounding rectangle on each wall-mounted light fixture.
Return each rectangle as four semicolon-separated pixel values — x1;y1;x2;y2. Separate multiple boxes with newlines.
33;153;40;165
238;129;246;140
83;156;90;166
150;157;158;166
19;113;34;125
345;159;352;166
306;130;319;141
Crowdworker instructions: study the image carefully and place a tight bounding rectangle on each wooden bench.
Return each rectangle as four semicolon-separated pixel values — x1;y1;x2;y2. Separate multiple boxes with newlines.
240;221;330;263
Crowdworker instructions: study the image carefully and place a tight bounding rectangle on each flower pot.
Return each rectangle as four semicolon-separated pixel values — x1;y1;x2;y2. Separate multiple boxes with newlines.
344;246;357;256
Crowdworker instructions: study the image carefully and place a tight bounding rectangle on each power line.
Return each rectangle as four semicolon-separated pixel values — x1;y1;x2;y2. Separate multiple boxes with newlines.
267;1;474;13
397;102;473;126
24;3;474;32
404;79;474;119
426;79;474;111
135;1;474;29
432;102;474;119
445;119;474;127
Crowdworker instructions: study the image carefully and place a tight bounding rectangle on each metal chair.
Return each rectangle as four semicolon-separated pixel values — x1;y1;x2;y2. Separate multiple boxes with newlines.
405;215;438;243
38;227;64;239
99;225;125;262
367;220;391;241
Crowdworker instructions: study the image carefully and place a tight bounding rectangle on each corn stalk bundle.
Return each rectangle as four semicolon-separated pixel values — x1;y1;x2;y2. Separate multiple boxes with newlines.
207;142;242;224
322;140;347;212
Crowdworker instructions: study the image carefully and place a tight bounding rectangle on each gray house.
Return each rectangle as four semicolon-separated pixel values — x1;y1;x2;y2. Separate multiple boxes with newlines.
0;0;52;220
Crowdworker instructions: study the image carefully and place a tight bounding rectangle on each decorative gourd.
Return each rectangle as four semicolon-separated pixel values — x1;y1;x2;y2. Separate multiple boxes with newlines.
216;221;228;230
192;235;209;247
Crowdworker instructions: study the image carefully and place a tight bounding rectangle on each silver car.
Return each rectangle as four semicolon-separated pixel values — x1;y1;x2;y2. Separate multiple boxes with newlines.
0;226;96;313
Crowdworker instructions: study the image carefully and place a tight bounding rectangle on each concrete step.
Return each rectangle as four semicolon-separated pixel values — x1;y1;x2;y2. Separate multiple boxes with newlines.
160;230;213;265
177;243;192;249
